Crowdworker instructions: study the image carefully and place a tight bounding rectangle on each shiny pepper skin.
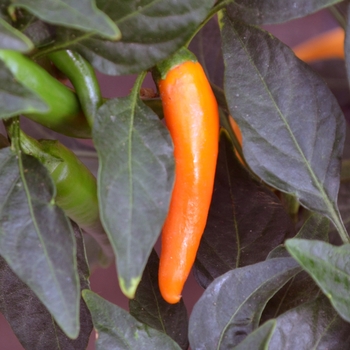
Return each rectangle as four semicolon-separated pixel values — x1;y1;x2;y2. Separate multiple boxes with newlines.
0;50;91;138
157;55;219;304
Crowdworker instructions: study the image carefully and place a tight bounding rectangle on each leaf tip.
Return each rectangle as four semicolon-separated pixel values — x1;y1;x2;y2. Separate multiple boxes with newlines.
111;27;122;41
119;276;141;299
285;238;298;248
82;289;95;306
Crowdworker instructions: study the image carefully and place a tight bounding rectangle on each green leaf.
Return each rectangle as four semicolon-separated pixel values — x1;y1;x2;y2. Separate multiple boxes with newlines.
188;258;301;349
286;238;350;323
194;130;295;288
262;214;328;322
54;0;216;75
93;82;174;299
129;250;189;350
268;213;329;259
0;61;49;118
82;290;182;350
11;0;120;40
0;147;80;338
221;15;348;242
268;296;350;349
227;0;343;25
0;16;33;52
10;6;55;48
0;221;92;349
234;320;276;350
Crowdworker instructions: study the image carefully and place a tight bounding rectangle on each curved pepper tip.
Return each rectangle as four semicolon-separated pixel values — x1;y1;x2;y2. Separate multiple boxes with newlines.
160;289;182;304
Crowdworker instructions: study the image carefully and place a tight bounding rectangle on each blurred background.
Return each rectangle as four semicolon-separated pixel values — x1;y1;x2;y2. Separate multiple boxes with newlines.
0;7;347;349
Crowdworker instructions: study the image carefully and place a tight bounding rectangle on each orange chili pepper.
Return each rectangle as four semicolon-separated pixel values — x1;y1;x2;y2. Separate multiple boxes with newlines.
292;27;344;62
228;115;245;165
229;115;243;146
155;48;219;304
229;115;243;163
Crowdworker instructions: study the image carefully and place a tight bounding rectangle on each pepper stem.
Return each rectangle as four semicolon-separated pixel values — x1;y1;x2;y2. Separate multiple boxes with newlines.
152;47;197;82
3;117;21;153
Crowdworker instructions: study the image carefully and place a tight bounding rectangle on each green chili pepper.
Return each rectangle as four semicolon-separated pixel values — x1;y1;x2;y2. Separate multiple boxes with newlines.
48;50;102;128
0;50;91;138
48;50;164;125
19;131;113;262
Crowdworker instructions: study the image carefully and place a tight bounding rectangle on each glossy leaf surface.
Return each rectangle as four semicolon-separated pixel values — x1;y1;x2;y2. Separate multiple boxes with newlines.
221;14;346;240
189;258;300;349
0;16;33;51
129;250;188;350
262;214;328;322
286;239;350;323
0;222;92;349
94;91;174;298
0;147;80;338
194;130;295;288
54;0;216;75
227;0;343;25
269;296;350;349
12;0;120;40
235;320;276;350
83;290;182;350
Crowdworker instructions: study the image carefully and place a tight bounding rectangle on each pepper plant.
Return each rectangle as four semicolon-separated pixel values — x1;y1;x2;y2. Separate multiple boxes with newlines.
0;0;350;349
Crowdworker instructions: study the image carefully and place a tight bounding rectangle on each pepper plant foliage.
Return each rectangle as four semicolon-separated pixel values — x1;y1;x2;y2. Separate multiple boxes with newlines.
0;0;350;349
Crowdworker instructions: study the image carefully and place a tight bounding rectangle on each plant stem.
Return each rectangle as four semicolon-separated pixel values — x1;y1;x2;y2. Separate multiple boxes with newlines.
3;117;20;153
132;71;147;97
332;208;350;244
